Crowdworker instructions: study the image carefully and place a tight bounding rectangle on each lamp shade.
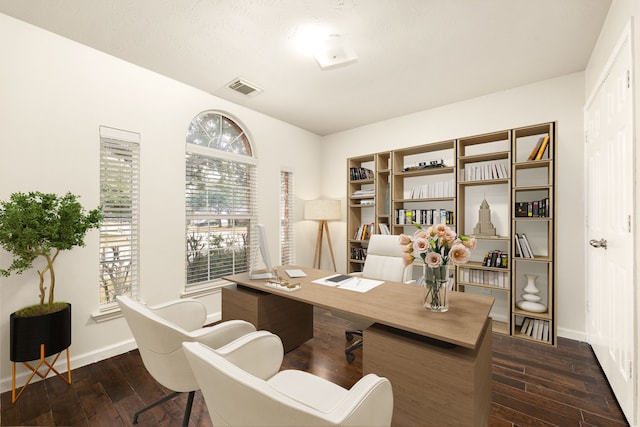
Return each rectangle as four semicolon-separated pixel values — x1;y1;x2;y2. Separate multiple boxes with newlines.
304;199;341;221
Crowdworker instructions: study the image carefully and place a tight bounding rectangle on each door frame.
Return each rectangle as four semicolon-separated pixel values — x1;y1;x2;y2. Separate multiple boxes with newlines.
584;19;637;426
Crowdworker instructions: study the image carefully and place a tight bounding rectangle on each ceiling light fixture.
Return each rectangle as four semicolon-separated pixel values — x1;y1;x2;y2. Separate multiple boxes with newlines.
313;34;358;70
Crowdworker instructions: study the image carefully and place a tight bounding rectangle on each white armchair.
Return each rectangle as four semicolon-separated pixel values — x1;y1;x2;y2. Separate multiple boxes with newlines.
116;295;260;426
183;339;394;426
344;234;413;361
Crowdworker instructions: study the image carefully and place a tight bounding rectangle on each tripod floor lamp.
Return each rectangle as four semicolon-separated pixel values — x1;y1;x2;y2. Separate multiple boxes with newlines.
304;199;341;271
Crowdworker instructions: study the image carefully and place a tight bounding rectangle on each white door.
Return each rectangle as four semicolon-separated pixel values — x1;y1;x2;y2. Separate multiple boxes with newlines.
584;31;635;424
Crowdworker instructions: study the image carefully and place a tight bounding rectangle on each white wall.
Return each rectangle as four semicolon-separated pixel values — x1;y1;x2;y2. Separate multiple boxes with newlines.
0;14;322;391
321;73;587;340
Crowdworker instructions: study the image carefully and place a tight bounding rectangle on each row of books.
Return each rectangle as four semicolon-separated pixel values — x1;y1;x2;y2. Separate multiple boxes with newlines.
459;268;509;288
350;167;374;181
527;136;550;161
395;209;454;225
350;246;367;261
514;233;535;258
460;162;508;182
514;198;550;217
405;180;454;199
482;250;509;268
353;223;373;240
520;317;550;341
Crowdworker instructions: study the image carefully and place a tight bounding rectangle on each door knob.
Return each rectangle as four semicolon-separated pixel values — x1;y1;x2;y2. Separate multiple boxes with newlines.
589;238;607;249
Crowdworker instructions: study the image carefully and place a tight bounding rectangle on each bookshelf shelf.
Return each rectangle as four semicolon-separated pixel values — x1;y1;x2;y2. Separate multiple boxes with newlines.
395;197;455;203
346;121;556;345
458;150;510;163
459;282;509;292
513;308;552;320
459;178;509;186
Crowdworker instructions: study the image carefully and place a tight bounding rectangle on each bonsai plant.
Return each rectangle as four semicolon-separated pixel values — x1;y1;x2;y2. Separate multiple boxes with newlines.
0;191;103;317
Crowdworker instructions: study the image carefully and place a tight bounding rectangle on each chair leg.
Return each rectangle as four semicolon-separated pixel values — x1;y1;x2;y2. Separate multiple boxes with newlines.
133;391;181;424
182;391;195;427
345;329;363;341
345;338;363;363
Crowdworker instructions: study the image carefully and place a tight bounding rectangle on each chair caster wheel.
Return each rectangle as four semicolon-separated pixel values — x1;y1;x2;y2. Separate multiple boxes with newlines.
345;351;355;363
346;332;354;341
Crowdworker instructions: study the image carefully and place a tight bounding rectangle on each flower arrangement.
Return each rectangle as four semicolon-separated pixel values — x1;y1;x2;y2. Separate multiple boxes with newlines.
400;223;476;311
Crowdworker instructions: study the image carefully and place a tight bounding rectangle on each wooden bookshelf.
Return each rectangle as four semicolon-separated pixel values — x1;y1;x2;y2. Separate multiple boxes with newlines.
346;121;557;345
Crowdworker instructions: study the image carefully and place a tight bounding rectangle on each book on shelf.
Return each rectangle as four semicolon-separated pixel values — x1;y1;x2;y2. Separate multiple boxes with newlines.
514;198;549;217
460;267;509;288
462;161;507;182
527;136;545;161
534;136;550;160
520;233;534;258
515;234;532;258
481;250;509;268
353;222;374;240
407;180;454;199
350;246;367;260
513;233;523;257
350;167;374;180
519;317;550;342
395;208;454;225
378;223;391;235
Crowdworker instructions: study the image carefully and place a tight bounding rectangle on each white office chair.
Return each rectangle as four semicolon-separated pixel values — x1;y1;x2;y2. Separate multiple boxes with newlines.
183;339;394;426
344;234;413;362
116;295;260;426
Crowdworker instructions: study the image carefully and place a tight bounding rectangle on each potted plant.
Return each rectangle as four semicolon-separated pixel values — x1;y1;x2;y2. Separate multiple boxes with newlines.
0;191;102;363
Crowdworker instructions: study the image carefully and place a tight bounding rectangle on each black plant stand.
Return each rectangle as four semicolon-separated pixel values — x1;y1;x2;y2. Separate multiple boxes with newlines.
10;304;72;403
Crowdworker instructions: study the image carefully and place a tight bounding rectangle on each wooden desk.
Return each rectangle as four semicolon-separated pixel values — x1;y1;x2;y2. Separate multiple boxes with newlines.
223;266;494;426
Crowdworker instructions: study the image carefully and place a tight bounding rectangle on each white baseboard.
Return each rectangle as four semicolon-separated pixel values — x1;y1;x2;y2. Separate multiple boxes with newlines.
557;327;587;343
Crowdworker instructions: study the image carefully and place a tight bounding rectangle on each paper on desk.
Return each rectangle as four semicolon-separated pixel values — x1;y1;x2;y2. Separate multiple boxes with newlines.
313;275;384;293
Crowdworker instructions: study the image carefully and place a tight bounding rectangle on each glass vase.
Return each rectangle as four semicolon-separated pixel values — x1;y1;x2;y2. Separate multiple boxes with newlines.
423;265;449;312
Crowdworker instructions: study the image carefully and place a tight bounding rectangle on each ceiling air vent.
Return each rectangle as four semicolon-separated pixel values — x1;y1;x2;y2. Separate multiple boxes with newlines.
226;78;263;96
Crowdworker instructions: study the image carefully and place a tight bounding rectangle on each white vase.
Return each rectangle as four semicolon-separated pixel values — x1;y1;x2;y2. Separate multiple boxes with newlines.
516;274;547;313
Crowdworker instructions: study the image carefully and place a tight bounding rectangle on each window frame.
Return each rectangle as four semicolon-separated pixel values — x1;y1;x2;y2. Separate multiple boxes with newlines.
185;111;258;289
98;126;140;308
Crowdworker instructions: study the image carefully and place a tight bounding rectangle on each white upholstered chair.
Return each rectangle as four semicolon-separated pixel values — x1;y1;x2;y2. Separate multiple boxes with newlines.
116;295;260;426
182;339;394;426
344;234;413;362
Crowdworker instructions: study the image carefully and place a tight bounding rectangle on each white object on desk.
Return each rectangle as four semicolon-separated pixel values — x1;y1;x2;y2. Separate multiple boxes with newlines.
313;275;384;293
285;269;307;278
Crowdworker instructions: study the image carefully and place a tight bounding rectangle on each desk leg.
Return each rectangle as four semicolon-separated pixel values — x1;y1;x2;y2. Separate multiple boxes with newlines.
222;285;313;352
363;318;492;427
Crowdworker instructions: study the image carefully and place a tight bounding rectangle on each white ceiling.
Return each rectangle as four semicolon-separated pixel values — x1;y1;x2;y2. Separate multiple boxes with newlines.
0;0;611;136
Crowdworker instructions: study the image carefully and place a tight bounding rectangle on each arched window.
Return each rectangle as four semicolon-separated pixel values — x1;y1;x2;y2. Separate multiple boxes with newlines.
185;111;257;287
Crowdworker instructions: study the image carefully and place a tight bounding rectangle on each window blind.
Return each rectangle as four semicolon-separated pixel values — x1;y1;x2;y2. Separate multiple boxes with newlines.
185;152;257;286
99;126;140;306
280;170;295;265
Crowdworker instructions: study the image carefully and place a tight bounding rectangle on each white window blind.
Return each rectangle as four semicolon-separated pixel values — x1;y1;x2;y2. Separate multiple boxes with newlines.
185;111;257;287
280;170;295;265
99;126;139;306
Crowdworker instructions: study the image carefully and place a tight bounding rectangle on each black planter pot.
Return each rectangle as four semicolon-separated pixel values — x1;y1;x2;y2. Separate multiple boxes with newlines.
10;303;72;362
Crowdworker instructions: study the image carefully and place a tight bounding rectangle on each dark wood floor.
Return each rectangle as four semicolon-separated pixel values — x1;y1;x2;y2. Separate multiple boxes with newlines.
1;307;629;426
